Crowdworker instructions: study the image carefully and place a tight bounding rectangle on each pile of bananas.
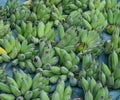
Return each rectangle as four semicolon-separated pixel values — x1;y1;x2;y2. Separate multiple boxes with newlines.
16;21;56;43
0;0;19;20
78;54;100;80
98;51;120;89
0;0;120;99
76;29;103;57
0;69;50;100
51;79;72;100
80;77;111;100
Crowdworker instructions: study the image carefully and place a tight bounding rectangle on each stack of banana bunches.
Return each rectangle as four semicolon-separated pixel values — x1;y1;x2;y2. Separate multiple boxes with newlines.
0;0;120;100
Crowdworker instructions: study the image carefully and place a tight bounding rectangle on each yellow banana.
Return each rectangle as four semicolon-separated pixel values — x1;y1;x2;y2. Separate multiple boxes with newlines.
0;47;7;55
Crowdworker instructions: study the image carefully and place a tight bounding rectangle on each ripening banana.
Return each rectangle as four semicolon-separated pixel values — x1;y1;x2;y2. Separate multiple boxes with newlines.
0;47;7;55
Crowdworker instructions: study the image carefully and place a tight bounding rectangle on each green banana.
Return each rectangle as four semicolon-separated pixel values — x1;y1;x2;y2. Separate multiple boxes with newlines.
40;90;50;100
108;51;118;71
52;91;60;100
0;82;11;93
10;85;21;97
85;90;93;100
102;63;111;78
0;94;15;100
24;91;33;100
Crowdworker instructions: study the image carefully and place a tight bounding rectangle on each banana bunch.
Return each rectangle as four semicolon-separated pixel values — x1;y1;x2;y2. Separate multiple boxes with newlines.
67;9;83;26
104;29;119;54
18;40;58;73
0;35;37;72
51;79;72;100
0;0;19;20
106;8;120;34
88;0;106;11
62;0;88;14
0;20;10;38
51;5;68;25
105;0;117;10
55;47;79;67
38;39;59;66
16;21;56;43
57;27;79;52
82;10;108;32
31;0;51;23
0;69;50;100
98;51;120;89
10;6;31;28
27;79;72;100
0;67;7;82
0;34;19;63
13;40;37;72
76;29;103;57
79;77;111;100
107;8;120;27
42;65;74;84
79;54;100;80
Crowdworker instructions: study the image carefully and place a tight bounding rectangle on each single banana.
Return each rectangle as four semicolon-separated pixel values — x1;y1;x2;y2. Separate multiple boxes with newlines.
49;75;59;84
108;51;118;71
56;80;65;100
51;66;61;75
85;90;93;100
10;85;21;97
107;74;114;87
40;90;50;100
33;56;42;68
57;22;65;40
114;67;120;80
89;77;96;93
37;22;45;38
113;78;120;89
60;66;69;74
83;18;92;30
107;9;114;24
26;60;36;73
0;82;11;93
24;91;33;100
102;63;111;78
80;77;89;92
98;71;106;86
0;94;15;100
52;91;60;100
0;47;7;54
32;88;40;99
7;77;18;88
